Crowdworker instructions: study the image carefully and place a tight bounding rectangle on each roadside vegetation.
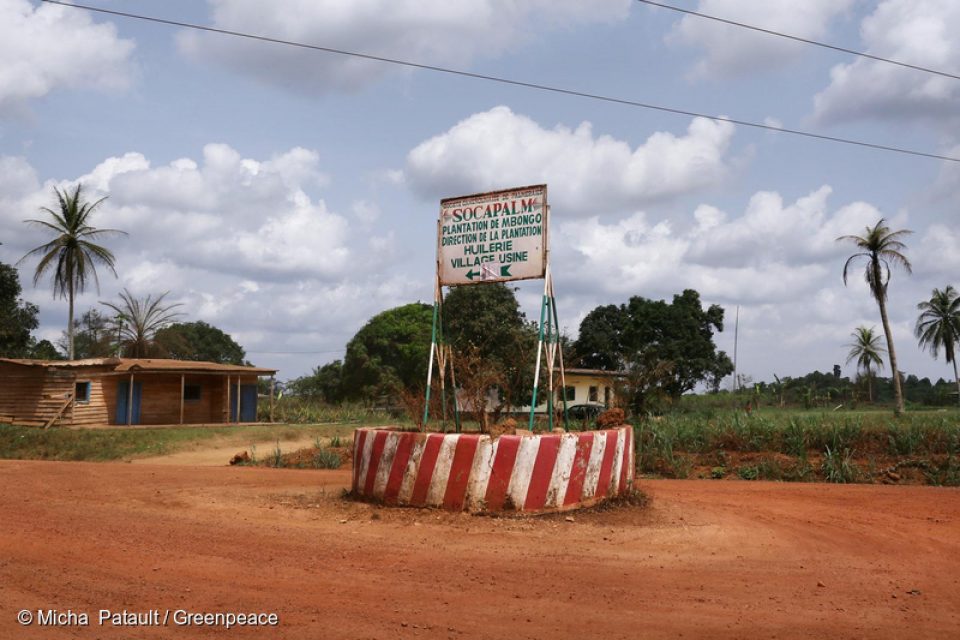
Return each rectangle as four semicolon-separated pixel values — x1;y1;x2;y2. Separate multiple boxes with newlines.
2;403;958;486
0;422;355;462
633;407;960;486
264;398;399;426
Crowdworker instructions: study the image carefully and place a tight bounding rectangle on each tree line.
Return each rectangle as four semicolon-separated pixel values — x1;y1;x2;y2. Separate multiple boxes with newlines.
286;284;734;419
728;368;958;410
289;218;959;416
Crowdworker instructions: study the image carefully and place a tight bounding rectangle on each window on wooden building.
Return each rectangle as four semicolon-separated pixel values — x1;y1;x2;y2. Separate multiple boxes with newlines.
75;381;91;403
183;384;202;402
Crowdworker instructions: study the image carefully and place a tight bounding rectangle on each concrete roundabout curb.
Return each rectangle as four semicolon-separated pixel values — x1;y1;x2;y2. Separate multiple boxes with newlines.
351;426;634;514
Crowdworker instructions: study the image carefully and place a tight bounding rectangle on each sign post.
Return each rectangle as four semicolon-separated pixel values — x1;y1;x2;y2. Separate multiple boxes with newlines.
425;184;566;432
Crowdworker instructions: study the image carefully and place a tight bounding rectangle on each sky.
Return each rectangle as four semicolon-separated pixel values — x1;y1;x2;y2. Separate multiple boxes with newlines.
1;0;959;386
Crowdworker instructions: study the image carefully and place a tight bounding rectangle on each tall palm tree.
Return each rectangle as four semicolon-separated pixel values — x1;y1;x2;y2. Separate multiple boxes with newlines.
846;326;885;403
19;184;125;359
102;289;183;358
838;219;912;415
915;286;960;406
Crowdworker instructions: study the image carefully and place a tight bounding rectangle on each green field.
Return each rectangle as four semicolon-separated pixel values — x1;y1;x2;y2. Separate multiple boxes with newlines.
634;407;960;485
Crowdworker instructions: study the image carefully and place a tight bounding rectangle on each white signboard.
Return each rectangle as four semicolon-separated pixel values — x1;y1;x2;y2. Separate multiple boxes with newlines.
438;184;547;286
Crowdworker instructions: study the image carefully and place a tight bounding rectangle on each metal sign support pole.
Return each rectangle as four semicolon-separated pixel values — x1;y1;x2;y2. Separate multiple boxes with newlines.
437;297;448;433
549;276;569;431
546;292;554;432
448;346;462;433
422;274;441;430
528;267;551;431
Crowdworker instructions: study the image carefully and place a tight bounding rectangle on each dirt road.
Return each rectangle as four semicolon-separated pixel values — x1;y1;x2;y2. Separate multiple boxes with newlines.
130;435;320;466
1;460;958;639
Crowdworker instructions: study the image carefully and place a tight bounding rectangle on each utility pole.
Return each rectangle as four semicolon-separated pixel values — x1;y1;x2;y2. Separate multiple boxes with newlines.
733;305;739;392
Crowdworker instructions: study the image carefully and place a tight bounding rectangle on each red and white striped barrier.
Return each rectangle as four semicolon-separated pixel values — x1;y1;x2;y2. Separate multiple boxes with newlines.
351;426;634;513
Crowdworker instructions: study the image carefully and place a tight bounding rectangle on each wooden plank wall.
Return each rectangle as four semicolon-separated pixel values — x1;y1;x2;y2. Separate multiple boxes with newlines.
71;375;111;427
2;366;263;427
94;373;251;425
0;363;74;427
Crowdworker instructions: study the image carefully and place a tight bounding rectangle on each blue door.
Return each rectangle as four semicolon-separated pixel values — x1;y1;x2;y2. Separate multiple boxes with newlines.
229;383;259;422
241;384;258;422
116;380;143;425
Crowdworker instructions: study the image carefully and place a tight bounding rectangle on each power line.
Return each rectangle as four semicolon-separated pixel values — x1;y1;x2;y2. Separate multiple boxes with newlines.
42;0;960;163
635;0;960;82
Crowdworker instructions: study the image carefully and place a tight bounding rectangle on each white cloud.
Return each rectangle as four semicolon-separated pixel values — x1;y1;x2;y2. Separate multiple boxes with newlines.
686;187;882;266
405;107;735;214
931;144;960;199
553;186;891;305
78;145;350;281
0;147;414;378
351;199;380;224
0;155;40;200
0;0;135;111
914;223;960;278
546;186;947;382
813;0;960;129
179;0;630;92
667;0;853;78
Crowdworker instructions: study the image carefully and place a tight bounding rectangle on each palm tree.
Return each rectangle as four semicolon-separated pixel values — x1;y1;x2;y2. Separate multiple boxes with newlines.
19;184;125;359
846;326;885;403
838;219;912;415
915;286;960;407
102;289;183;358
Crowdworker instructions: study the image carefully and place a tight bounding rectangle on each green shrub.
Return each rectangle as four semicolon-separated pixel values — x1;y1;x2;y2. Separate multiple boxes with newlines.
887;421;923;455
312;448;342;470
271;441;283;468
755;457;783;480
737;465;758;480
822;447;857;483
783;417;808;457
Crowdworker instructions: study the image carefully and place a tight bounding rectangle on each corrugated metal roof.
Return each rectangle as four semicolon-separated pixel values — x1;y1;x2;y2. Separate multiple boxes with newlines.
0;357;119;368
564;368;627;377
0;357;276;375
115;359;276;374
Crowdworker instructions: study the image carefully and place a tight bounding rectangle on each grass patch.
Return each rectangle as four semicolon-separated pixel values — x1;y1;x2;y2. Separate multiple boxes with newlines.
821;447;858;483
0;422;357;462
312;448;343;470
264;399;399;425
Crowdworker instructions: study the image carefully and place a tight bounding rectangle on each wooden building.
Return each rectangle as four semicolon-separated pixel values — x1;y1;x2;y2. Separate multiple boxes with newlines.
0;358;277;428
